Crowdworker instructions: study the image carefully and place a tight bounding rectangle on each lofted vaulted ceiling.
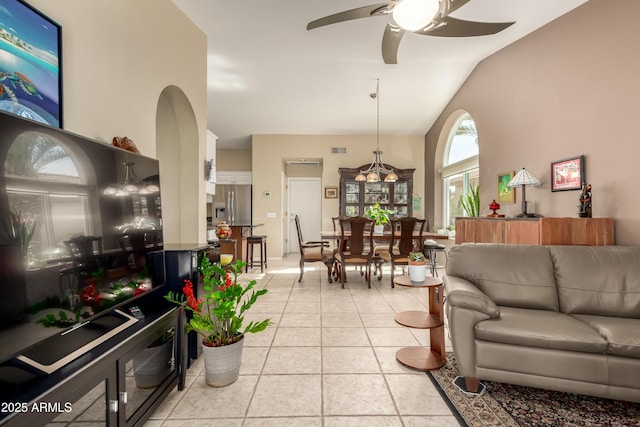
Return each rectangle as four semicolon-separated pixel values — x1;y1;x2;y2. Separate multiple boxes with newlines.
172;0;587;149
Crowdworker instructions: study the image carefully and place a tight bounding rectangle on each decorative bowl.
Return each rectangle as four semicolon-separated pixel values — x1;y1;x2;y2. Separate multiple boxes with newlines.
220;254;233;266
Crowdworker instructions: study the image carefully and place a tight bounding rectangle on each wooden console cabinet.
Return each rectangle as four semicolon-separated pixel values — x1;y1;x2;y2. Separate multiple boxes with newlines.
455;217;615;245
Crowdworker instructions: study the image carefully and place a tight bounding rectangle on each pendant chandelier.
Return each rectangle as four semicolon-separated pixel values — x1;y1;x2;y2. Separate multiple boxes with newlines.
103;161;160;197
355;79;397;183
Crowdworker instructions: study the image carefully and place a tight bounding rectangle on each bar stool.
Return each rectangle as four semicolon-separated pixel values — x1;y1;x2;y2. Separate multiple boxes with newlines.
246;235;267;272
423;240;448;277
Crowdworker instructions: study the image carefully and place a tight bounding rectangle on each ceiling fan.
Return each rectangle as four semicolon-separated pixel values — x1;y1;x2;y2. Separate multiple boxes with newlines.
307;0;515;64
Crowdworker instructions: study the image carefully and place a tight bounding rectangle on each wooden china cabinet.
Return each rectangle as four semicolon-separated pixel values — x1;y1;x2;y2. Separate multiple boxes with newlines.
338;165;415;217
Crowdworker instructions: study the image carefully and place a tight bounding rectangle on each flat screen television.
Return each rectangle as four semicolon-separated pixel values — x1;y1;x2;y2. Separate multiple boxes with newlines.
0;0;62;128
0;111;164;373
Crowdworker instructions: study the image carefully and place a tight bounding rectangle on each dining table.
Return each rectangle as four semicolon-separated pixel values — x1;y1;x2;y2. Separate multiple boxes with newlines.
319;229;450;282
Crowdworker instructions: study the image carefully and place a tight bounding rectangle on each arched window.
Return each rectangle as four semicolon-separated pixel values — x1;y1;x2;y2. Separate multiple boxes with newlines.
441;113;479;229
4;131;91;264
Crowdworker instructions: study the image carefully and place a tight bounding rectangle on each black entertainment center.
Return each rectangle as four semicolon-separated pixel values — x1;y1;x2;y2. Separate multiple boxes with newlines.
0;111;187;425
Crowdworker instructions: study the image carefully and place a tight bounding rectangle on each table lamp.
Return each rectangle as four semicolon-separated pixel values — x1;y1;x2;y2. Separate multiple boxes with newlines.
508;168;542;217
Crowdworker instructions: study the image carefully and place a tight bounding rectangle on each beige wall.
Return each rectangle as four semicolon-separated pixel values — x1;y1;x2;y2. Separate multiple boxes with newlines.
425;0;640;245
29;0;208;243
253;134;425;257
217;149;252;171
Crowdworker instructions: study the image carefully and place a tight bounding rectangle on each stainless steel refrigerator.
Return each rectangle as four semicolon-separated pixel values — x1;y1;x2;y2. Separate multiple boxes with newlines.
213;184;252;225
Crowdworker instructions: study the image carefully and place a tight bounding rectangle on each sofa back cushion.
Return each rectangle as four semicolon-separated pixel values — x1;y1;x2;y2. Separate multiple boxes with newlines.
446;243;559;311
549;246;640;318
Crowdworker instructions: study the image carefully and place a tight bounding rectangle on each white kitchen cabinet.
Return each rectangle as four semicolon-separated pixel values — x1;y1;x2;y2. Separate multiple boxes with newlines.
216;171;252;185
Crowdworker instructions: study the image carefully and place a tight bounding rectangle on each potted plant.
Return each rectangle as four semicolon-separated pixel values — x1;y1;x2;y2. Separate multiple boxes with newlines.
165;255;271;387
132;328;175;389
5;209;36;262
408;251;428;282
364;203;394;234
459;184;480;217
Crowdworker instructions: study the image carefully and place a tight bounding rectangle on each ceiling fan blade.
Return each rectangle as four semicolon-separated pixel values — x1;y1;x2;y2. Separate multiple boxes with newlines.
382;24;404;65
307;3;392;30
417;16;515;37
444;0;472;15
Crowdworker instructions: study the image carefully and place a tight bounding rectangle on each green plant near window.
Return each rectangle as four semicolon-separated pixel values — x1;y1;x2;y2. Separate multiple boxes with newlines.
364;203;394;226
5;209;36;261
459;184;480;217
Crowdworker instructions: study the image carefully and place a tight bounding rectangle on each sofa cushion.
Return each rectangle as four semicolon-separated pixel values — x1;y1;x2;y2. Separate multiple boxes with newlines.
572;314;640;358
475;307;608;353
446;244;559;311
549;246;640;318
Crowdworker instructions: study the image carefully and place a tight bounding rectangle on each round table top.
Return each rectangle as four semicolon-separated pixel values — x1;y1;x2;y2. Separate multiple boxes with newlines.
393;275;443;288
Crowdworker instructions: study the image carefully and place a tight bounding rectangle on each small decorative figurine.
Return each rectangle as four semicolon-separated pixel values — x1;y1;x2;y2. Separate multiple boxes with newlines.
488;199;504;218
578;183;592;218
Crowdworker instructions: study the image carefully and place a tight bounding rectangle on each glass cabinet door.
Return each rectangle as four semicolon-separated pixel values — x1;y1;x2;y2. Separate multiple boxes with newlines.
122;327;177;424
345;181;360;216
49;372;117;426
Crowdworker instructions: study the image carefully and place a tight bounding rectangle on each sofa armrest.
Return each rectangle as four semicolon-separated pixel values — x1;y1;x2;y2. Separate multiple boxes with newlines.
444;275;500;318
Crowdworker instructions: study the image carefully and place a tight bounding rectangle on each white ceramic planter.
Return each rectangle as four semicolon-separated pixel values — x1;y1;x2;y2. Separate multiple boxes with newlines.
374;224;384;235
408;263;427;282
202;335;244;387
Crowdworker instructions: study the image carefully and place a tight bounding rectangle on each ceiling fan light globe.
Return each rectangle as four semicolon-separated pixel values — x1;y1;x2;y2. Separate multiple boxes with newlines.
392;0;439;32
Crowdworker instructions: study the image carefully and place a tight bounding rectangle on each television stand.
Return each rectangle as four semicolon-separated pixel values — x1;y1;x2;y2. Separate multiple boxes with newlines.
17;310;138;374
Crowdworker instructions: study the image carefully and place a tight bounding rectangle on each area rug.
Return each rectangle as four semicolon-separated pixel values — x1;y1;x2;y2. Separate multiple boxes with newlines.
427;353;640;427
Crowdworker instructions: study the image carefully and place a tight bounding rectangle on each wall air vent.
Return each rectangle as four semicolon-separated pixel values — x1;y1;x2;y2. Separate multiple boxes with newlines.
331;147;347;154
286;160;321;166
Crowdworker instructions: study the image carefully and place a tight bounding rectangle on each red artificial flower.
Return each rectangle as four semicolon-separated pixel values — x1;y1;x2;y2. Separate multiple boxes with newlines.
217;273;234;292
182;279;202;312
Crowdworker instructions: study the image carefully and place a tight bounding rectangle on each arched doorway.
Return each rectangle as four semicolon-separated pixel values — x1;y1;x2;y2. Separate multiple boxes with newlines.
156;86;204;243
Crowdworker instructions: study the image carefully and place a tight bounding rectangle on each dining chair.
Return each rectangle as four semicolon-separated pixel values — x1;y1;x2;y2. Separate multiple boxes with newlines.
378;217;426;287
294;215;333;283
336;216;375;288
64;235;104;284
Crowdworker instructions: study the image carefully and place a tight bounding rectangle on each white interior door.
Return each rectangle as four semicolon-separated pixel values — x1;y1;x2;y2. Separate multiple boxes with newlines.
288;178;322;253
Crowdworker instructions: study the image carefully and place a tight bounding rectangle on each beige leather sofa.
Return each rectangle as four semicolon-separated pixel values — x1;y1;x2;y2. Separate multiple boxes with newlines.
443;243;640;403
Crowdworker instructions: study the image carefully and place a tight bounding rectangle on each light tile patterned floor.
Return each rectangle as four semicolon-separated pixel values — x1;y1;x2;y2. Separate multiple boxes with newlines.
145;253;458;426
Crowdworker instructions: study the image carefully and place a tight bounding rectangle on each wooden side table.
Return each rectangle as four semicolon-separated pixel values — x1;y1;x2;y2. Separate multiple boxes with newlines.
393;275;445;371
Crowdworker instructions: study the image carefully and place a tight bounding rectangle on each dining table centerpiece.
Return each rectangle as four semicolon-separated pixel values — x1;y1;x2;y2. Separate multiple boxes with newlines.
165;255;271;387
364;203;395;234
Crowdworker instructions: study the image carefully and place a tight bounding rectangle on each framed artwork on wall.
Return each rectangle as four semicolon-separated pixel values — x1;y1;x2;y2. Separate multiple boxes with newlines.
324;187;338;199
497;171;515;204
551;155;584;191
0;0;63;128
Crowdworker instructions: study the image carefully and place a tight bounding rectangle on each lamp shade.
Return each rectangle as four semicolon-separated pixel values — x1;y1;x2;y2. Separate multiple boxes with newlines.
508;168;542;188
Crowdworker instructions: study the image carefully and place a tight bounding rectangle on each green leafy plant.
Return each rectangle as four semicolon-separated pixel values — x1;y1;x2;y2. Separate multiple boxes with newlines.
165;255;271;347
6;209;36;261
364;203;394;226
459;184;480;217
36;310;78;328
409;252;426;262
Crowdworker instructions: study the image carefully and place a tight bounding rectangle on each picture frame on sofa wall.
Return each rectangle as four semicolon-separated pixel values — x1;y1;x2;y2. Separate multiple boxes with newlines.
551;155;585;191
497;171;515;204
0;0;63;128
324;187;338;199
